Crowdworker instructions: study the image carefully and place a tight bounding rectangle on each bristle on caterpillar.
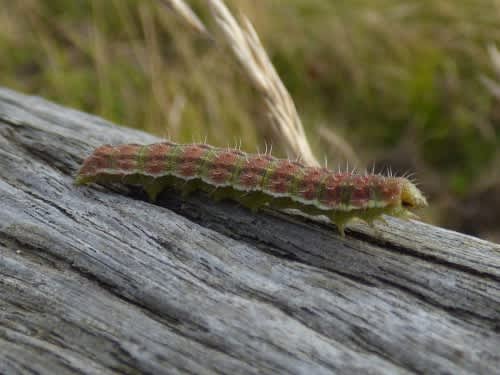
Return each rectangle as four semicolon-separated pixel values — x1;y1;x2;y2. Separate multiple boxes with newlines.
75;142;427;236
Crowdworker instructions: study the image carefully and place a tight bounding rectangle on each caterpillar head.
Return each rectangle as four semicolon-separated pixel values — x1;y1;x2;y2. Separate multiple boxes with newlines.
400;179;427;209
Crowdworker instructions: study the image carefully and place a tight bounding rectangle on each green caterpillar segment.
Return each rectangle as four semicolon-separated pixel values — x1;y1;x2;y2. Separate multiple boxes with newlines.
76;142;427;235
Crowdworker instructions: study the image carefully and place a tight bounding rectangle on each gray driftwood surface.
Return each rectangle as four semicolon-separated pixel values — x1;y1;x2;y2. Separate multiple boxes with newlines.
0;87;499;375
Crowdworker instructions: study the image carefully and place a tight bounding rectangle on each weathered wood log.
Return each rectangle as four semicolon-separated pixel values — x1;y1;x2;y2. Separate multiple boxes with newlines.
0;87;499;375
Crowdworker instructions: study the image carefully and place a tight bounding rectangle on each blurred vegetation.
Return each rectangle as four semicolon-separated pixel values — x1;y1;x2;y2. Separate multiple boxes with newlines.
1;0;499;240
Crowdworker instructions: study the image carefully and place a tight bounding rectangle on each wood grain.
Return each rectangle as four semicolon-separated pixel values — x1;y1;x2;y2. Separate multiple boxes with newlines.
0;87;499;374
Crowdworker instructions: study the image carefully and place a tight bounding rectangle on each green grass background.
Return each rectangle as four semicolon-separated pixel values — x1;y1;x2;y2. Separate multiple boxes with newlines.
1;0;499;240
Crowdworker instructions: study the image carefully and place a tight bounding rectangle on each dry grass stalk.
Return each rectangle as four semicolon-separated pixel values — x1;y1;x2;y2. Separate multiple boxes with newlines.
480;44;500;99
206;0;319;166
317;126;361;167
158;0;210;38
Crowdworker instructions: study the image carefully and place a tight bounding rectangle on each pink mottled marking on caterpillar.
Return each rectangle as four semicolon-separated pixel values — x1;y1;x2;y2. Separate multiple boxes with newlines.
177;144;207;178
78;144;115;175
144;143;172;175
237;155;273;190
380;181;401;205
297;167;326;201
349;177;372;208
208;150;240;185
115;144;142;172
321;173;350;208
266;160;302;195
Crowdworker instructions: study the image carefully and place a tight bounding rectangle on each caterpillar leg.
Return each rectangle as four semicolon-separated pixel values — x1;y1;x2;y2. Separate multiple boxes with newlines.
143;176;175;202
330;212;349;237
208;187;264;213
180;180;199;198
237;192;269;213
336;223;346;237
208;187;233;202
144;181;164;202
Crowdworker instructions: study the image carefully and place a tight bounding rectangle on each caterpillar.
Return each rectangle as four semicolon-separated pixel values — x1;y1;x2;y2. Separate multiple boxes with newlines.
75;142;427;236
